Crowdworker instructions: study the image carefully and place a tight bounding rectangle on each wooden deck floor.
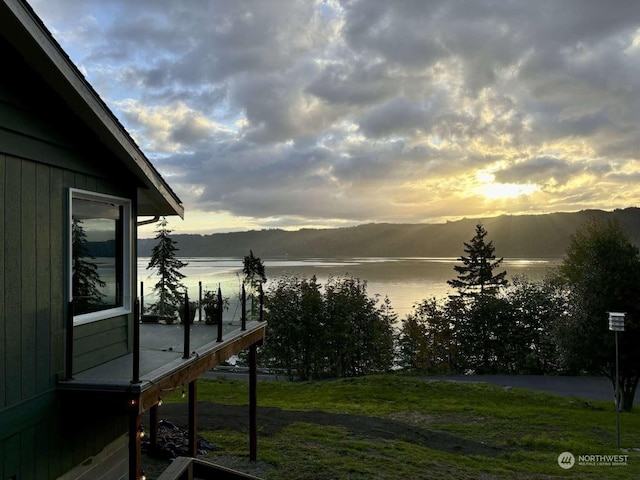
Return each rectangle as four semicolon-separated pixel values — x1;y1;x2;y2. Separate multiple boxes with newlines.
57;320;266;409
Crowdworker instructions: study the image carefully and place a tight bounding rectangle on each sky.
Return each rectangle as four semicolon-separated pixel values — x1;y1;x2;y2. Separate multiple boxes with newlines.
29;0;640;237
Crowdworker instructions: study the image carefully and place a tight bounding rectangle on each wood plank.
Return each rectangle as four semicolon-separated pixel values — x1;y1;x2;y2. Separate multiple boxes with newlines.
250;344;257;461
0;390;57;442
73;342;129;375
73;315;127;340
3;435;20;480
188;380;197;457
128;410;142;480
73;334;128;362
74;322;128;356
21;160;37;399
0;98;80;148
4;157;22;406
20;426;36;480
46;400;62;478
62;169;75;379
156;457;191;480
0;129;90;174
34;421;50;480
35;163;52;393
49;167;64;381
0;154;6;409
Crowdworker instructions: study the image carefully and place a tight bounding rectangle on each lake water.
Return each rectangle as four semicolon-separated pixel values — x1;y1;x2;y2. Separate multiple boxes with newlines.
137;257;562;320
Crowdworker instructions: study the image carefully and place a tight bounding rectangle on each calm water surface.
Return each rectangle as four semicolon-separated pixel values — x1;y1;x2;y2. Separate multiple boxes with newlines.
138;257;562;319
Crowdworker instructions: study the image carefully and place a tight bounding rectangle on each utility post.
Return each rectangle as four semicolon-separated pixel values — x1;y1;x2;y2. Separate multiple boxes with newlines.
608;311;625;449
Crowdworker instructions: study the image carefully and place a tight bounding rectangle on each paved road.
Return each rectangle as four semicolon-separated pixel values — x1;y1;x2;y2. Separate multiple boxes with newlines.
204;369;635;405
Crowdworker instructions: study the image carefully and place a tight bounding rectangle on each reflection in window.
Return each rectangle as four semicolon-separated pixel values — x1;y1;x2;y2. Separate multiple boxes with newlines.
71;194;127;317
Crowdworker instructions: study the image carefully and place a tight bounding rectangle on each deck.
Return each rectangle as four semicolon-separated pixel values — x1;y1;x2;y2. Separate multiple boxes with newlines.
58;319;266;412
56;315;266;478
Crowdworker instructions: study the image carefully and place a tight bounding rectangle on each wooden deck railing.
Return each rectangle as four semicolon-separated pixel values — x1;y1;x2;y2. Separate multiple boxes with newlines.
156;457;263;480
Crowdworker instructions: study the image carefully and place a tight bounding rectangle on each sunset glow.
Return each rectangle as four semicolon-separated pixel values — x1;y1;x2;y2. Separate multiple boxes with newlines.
29;0;640;234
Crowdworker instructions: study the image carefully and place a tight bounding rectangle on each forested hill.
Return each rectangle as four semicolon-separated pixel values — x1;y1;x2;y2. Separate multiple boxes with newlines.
138;208;640;258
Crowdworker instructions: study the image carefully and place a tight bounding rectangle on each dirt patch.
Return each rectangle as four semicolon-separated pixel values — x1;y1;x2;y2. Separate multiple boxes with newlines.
389;411;489;428
149;402;501;457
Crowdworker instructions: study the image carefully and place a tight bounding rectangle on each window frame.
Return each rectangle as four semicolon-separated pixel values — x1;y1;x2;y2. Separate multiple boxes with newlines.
68;188;133;326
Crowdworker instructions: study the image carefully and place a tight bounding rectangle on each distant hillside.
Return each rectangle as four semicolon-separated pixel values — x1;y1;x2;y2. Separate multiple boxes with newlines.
137;208;640;258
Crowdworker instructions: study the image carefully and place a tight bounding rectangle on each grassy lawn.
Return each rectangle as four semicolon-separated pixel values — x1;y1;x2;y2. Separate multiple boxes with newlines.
164;374;640;479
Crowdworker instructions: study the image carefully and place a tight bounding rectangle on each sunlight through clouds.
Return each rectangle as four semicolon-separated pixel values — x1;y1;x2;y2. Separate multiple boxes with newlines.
28;0;640;234
115;100;235;154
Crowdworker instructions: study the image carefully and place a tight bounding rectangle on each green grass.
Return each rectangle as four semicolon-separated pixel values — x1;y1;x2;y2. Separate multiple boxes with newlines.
164;375;640;479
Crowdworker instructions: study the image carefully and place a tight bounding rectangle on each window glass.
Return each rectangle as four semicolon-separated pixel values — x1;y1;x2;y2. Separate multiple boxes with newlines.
70;190;130;322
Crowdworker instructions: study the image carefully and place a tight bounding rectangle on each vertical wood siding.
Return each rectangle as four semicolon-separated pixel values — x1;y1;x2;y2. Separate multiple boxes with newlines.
0;70;139;480
0;154;137;480
0;30;146;479
0;153;5;413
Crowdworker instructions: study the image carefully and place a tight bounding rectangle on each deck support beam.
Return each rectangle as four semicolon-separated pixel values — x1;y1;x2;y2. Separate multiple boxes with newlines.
129;401;142;480
149;403;159;453
249;343;257;461
188;380;198;457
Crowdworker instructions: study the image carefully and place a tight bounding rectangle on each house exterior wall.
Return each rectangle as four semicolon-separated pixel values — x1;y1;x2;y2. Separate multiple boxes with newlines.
0;34;138;479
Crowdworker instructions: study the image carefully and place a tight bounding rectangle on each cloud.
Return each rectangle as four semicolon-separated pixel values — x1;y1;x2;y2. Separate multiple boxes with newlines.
28;0;640;232
115;100;233;154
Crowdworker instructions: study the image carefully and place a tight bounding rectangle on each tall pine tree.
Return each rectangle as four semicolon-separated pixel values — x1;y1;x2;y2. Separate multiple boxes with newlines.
447;223;509;373
448;223;507;298
72;218;106;314
146;217;188;317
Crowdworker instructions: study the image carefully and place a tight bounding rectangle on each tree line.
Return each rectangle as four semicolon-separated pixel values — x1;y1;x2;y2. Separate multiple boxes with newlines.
142;216;640;411
259;219;640;412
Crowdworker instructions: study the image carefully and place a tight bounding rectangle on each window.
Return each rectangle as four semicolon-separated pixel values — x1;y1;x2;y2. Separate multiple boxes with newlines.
69;189;131;324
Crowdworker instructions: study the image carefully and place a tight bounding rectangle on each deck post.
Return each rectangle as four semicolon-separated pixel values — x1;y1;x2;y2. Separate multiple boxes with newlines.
149;403;159;454
132;298;140;384
217;285;223;342
259;283;264;322
249;343;258;461
241;283;247;331
140;281;144;317
129;400;142;480
183;292;191;359
188;380;198;457
65;301;74;380
199;281;203;321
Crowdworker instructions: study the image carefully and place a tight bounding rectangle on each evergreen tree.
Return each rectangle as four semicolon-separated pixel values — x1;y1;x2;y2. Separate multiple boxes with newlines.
555;218;640;411
397;298;455;373
243;249;267;317
447;224;509;373
262;274;324;380
500;276;566;374
72;218;106;314
448;223;508;298
263;274;395;379
146;217;188;317
243;250;267;291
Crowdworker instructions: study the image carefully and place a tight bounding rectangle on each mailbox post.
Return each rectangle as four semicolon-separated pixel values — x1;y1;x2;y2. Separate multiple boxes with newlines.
608;312;625;448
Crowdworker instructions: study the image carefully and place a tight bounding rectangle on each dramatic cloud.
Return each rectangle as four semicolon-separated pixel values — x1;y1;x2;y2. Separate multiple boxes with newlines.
29;0;640;234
